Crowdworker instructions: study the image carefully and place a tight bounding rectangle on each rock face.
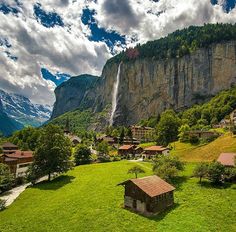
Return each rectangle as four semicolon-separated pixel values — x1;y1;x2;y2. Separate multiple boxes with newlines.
51;74;99;118
52;41;236;126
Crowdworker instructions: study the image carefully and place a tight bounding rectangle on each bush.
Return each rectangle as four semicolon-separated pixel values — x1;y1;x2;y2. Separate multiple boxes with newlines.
224;168;236;182
0;163;14;193
153;155;184;181
207;162;225;184
189;135;200;145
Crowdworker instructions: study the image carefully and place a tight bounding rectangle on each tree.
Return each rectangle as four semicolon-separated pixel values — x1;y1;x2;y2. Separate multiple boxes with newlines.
178;124;190;142
153;155;184;181
128;166;145;178
126;128;133;143
96;141;109;155
30;125;73;182
119;127;125;144
74;144;91;165
207;162;225;184
193;163;209;183
156;110;180;146
0;163;14;193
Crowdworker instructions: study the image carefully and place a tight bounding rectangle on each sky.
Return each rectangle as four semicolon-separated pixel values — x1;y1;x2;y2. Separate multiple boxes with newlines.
0;0;236;106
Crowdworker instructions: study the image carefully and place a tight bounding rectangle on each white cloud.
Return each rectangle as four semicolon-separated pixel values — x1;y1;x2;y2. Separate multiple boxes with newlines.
0;0;236;106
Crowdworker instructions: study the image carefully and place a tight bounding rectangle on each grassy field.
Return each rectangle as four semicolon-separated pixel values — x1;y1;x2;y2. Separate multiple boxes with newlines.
0;161;235;232
171;133;236;162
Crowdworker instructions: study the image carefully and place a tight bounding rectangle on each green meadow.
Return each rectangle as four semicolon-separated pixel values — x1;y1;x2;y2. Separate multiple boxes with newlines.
0;161;235;232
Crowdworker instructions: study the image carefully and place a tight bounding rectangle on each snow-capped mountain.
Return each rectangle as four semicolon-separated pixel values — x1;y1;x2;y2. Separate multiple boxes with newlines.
0;89;52;127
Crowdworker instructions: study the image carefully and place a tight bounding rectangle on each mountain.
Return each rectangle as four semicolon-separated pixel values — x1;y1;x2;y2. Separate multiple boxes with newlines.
0;99;23;136
51;23;236;127
51;74;99;118
0;89;52;127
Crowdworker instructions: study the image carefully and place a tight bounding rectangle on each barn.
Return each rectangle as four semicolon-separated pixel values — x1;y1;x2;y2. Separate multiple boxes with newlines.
118;175;175;215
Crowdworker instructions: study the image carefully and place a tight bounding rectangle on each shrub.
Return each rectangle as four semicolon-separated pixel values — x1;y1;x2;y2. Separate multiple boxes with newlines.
207;162;225;184
189;135;200;145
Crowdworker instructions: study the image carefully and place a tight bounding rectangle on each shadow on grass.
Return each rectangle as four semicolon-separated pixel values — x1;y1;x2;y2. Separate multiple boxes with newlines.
199;181;232;189
32;175;75;190
171;176;188;191
148;203;180;222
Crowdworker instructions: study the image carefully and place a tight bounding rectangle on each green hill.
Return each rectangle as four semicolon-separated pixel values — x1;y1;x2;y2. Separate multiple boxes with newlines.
0;161;235;232
171;133;236;162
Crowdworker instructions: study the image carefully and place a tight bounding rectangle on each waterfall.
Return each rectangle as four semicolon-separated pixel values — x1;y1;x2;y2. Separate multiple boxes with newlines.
109;63;121;126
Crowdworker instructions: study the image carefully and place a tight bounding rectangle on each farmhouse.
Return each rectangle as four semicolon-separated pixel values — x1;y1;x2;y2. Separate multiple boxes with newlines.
0;142;33;177
142;146;170;159
217;153;236;167
118;145;143;158
184;131;218;139
0;150;33;177
118;175;175;215
131;126;155;142
2;142;18;154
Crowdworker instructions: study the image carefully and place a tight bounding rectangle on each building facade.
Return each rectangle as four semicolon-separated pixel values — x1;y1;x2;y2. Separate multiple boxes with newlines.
142;146;170;159
131;126;155;142
119;175;175;215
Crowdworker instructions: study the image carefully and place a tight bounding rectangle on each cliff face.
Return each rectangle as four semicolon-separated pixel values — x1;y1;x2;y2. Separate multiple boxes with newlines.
95;41;236;125
51;41;236;126
51;74;99;118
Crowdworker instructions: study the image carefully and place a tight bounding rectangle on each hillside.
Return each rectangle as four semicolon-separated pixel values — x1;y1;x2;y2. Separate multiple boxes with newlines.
0;89;52;127
0;161;235;232
171;133;236;162
51;23;236;126
0;99;23;136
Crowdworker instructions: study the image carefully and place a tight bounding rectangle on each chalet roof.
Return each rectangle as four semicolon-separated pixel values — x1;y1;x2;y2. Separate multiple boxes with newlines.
2;142;18;149
131;125;154;130
119;175;175;197
119;145;134;150
3;150;33;159
217;153;236;167
144;146;168;152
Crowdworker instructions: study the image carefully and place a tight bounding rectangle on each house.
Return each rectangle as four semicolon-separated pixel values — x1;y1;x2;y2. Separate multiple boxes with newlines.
217;153;236;167
118;145;143;159
123;137;140;145
0;150;33;177
2;142;18;155
131;126;155;142
184;131;219;139
142;146;170;159
65;134;81;146
97;135;118;145
118;175;175;215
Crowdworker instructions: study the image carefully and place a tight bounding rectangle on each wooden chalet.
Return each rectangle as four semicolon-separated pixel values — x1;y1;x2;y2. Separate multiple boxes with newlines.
217;153;236;167
118;145;143;158
1;142;33;177
2;142;18;155
118;175;175;215
142;146;170;159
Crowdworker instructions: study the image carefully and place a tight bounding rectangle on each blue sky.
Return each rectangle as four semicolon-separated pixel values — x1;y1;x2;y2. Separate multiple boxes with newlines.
0;0;235;104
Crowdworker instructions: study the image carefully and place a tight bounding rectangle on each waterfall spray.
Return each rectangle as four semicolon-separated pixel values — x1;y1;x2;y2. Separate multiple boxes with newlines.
109;63;121;126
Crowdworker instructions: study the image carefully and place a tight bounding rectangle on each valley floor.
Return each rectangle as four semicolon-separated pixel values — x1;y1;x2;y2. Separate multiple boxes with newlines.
0;161;235;232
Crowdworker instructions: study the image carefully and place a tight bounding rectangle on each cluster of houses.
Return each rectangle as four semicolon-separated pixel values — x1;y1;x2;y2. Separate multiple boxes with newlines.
0;142;33;177
118;145;170;160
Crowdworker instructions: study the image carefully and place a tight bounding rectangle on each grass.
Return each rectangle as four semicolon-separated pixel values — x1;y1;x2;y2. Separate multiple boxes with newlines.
0;161;235;232
171;133;236;162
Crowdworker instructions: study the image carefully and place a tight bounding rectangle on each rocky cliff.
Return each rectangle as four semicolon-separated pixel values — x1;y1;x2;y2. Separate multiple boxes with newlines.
51;74;99;118
51;41;236;126
96;41;236;125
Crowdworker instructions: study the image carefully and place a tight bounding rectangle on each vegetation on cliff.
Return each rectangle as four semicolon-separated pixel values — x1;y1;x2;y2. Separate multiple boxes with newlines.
107;23;236;64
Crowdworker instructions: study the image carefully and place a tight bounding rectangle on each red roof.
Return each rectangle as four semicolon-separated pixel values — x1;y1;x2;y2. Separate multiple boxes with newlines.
217;153;236;167
4;150;33;159
120;175;175;197
144;146;168;151
119;145;134;150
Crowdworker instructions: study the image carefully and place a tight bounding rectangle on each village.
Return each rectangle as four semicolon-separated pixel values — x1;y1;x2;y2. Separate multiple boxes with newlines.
0;120;236;216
